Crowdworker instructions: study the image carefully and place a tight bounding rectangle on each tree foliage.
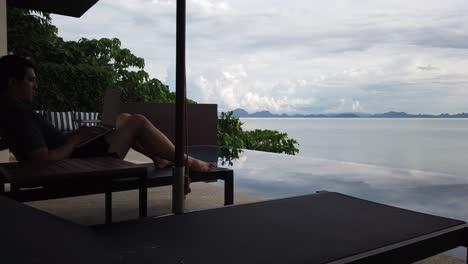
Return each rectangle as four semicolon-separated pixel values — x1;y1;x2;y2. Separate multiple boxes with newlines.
217;112;246;149
244;129;299;155
7;8;178;112
218;112;299;155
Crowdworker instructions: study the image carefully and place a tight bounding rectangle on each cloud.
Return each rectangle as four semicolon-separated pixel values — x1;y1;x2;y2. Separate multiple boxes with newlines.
352;100;363;112
51;0;468;114
326;98;364;113
194;63;314;113
190;0;231;15
418;65;439;71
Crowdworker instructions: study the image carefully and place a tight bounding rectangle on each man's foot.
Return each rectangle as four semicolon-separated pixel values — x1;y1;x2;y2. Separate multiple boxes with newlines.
184;158;216;195
189;158;216;172
153;157;173;169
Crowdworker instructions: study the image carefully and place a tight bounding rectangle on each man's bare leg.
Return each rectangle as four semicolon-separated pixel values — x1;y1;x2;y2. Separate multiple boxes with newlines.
115;114;172;168
105;113;213;172
132;141;173;168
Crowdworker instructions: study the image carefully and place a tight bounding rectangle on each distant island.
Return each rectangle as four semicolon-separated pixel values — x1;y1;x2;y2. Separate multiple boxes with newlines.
229;108;468;118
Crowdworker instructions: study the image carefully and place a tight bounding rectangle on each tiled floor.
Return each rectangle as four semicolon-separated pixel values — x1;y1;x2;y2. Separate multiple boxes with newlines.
26;182;259;226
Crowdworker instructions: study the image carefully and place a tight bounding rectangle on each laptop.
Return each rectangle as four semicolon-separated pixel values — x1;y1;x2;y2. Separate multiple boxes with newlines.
75;89;121;148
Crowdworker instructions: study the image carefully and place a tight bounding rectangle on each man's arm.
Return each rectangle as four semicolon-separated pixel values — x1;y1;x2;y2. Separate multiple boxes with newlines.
27;136;81;161
6;108;101;161
26;127;101;161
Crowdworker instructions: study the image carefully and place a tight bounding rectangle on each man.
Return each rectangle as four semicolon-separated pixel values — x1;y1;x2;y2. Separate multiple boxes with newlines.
0;55;213;173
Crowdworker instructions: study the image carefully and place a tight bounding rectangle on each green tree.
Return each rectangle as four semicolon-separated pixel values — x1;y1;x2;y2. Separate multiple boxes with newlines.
7;8;178;112
7;9;60;62
244;129;299;155
217;111;246;149
218;112;299;155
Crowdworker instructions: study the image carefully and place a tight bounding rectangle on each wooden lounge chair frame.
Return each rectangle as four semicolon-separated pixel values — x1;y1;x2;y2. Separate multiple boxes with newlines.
0;157;234;224
0;103;232;224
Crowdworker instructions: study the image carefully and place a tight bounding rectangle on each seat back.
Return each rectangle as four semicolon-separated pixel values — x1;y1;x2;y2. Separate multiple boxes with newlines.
120;103;218;146
100;89;121;127
41;111;76;131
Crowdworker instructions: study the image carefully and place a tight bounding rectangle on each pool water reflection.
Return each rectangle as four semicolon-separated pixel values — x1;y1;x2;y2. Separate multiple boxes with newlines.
189;146;468;222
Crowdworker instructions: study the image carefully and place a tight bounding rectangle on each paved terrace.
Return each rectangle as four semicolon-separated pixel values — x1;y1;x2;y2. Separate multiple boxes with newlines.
0;148;464;263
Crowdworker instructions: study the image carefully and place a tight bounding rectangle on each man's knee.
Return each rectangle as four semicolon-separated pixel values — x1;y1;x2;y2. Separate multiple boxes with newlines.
132;114;150;125
123;114;149;129
116;113;151;130
115;113;132;128
118;113;132;119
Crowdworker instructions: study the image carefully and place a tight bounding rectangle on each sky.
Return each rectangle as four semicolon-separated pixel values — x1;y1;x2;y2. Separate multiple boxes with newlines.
51;0;468;114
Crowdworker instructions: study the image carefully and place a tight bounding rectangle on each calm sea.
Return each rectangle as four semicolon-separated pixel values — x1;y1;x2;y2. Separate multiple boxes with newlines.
241;118;468;177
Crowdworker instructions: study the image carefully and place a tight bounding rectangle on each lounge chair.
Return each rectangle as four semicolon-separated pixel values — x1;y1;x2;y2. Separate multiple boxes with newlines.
0;98;232;224
0;157;149;224
95;191;468;263
0;157;233;224
1;192;466;264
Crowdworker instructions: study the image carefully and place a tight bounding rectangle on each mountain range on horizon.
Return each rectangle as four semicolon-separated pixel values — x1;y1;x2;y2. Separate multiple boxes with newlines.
229;108;468;118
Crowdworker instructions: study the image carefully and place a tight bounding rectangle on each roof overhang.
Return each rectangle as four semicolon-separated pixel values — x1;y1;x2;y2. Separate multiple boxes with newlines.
7;0;99;17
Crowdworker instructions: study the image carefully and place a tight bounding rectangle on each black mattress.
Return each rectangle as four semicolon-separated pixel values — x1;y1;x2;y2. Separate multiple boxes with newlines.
96;192;465;264
0;196;117;264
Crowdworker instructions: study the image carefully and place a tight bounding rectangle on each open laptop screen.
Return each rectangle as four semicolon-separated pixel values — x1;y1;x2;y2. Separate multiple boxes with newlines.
100;89;121;127
75;89;121;148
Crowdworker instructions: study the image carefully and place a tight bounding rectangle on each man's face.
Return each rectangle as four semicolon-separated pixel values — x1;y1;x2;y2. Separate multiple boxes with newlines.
10;67;37;103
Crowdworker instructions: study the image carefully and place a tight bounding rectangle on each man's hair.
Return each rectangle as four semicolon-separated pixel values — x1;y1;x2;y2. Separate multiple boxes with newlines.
0;55;36;94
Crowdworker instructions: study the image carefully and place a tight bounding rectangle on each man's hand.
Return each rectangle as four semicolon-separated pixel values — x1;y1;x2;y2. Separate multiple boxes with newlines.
26;127;108;161
68;126;107;148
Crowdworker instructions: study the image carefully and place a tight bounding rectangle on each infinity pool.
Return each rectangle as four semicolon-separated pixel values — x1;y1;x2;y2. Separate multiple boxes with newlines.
189;146;468;224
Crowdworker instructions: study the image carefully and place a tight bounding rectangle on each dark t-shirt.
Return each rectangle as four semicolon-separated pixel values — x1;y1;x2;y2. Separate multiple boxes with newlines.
0;99;67;161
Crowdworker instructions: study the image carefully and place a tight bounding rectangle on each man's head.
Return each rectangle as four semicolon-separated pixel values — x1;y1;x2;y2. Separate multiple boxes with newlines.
0;55;37;103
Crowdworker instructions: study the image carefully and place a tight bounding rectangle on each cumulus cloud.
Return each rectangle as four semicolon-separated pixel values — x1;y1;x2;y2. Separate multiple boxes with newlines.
418;65;439;71
352;100;363;112
195;64;313;113
52;0;468;114
326;98;364;113
190;0;231;14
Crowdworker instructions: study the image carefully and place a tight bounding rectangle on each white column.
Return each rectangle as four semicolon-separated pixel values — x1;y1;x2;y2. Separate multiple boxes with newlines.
0;0;6;56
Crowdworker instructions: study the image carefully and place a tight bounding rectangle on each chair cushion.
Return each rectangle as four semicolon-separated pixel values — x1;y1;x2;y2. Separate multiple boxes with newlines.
73;112;100;128
43;111;76;132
